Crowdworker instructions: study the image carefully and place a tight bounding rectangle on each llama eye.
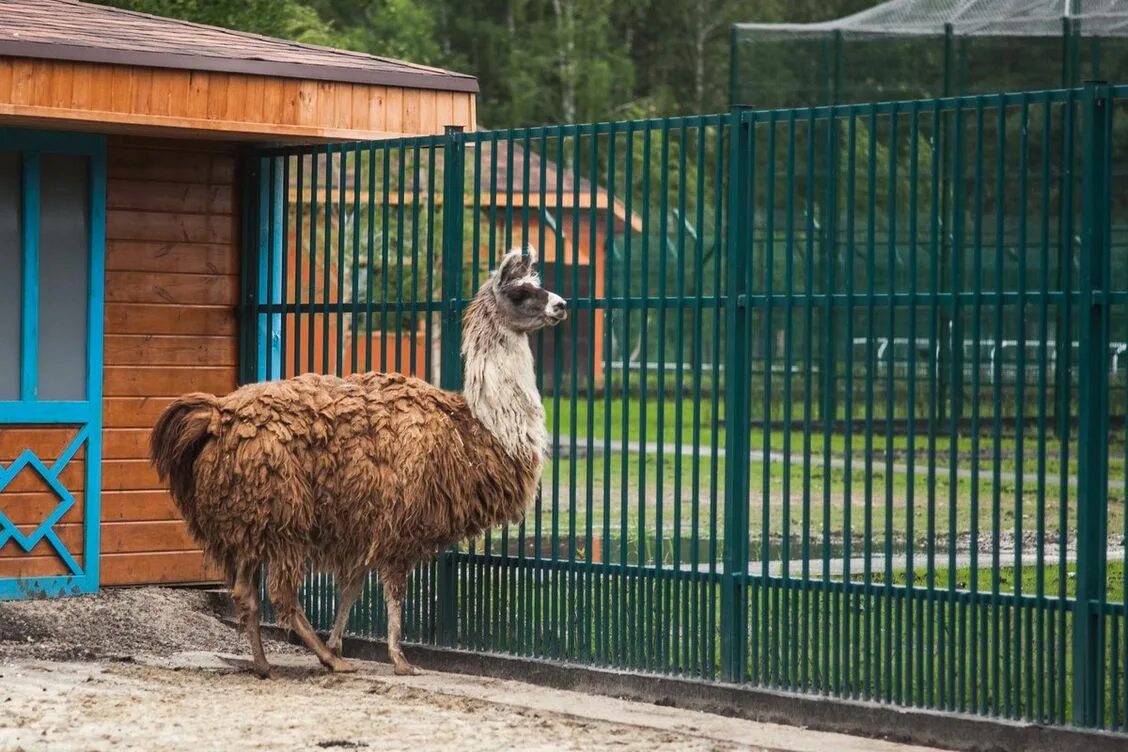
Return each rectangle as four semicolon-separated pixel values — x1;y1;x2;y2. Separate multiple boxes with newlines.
509;289;530;304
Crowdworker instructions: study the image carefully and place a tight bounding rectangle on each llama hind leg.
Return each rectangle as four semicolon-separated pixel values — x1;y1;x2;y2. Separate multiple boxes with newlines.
381;566;418;676
327;573;364;657
232;562;271;678
268;563;357;674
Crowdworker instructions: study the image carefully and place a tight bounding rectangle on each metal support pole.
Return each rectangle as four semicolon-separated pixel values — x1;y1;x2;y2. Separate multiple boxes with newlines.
437;125;466;647
1072;80;1110;727
720;105;753;682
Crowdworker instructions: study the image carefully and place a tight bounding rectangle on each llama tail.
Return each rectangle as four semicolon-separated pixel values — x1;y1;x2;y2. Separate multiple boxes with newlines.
149;393;219;514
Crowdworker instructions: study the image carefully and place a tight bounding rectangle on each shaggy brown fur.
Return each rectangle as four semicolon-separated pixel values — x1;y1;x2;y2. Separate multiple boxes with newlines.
150;247;565;677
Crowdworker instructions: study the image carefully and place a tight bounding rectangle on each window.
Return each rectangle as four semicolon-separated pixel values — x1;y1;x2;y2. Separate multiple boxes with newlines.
0;132;104;405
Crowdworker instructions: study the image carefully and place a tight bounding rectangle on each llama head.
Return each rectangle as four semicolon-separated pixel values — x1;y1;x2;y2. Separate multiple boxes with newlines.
488;246;567;333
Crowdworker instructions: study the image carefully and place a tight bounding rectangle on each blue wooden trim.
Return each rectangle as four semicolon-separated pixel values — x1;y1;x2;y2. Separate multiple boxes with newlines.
256;156;283;381
0;401;93;422
83;140;106;587
20;151;39;400
0;575;92;600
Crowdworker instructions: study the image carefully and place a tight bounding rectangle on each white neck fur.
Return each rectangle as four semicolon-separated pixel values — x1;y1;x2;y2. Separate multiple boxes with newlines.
461;298;548;463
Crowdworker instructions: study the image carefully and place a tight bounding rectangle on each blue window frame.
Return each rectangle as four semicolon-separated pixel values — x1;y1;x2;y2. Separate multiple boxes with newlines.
0;129;106;599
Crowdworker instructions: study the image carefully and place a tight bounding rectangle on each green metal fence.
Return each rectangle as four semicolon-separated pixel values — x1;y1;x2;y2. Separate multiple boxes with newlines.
245;83;1128;731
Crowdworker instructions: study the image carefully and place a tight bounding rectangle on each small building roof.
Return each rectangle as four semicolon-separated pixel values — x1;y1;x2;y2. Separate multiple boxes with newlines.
0;0;478;92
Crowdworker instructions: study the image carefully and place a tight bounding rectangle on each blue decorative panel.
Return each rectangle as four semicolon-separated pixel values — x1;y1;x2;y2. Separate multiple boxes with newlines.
0;129;105;600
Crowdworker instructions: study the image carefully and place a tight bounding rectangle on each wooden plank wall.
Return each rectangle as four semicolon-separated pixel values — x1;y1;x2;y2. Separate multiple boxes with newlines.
100;135;236;586
0;58;477;142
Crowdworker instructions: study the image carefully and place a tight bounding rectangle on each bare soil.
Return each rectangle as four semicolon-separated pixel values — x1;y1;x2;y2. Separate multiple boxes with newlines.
0;587;946;752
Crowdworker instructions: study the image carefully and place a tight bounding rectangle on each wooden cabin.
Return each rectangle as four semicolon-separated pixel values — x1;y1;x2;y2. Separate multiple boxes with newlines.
0;0;477;597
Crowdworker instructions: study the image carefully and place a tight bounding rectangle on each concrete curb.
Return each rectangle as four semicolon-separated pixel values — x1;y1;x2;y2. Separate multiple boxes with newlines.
209;597;1123;752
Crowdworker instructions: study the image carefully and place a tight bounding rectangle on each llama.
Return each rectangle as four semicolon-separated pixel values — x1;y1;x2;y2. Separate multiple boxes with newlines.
150;247;565;677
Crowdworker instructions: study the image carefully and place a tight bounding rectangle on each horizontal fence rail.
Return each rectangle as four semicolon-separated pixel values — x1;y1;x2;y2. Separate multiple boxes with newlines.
246;84;1128;732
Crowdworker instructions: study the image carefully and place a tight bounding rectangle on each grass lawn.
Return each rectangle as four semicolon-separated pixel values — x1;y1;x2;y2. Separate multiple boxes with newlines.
861;559;1126;601
531;395;1126;553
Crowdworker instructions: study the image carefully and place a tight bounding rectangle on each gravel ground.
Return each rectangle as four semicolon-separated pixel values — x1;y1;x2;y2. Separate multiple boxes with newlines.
0;587;948;752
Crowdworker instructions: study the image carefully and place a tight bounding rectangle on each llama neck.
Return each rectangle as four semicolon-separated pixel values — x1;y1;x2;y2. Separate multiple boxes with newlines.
460;302;547;463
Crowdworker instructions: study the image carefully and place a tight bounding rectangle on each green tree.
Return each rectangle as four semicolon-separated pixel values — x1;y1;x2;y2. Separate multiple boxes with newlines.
94;0;340;45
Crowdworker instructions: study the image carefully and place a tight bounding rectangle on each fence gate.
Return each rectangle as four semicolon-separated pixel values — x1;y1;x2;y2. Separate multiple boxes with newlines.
245;83;1128;732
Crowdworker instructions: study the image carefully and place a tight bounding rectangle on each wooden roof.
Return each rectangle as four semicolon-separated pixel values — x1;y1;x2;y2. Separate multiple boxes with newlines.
0;0;477;92
0;0;477;140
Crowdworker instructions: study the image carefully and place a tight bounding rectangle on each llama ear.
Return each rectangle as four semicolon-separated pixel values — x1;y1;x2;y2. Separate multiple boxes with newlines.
496;247;528;284
524;244;538;267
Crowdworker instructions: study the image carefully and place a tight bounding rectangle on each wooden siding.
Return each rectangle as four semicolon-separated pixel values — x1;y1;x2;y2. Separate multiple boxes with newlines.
0;57;477;141
99;136;236;586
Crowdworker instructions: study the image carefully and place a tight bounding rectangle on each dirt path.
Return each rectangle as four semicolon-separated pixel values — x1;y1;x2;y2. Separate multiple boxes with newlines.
0;588;948;752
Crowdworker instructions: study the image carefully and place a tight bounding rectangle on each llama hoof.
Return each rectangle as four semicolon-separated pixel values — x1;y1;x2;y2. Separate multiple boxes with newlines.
251;665;272;680
327;639;343;657
393;660;420;676
327;658;358;674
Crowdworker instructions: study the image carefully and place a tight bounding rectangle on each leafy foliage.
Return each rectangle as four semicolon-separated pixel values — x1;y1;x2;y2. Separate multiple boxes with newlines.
94;0;877;127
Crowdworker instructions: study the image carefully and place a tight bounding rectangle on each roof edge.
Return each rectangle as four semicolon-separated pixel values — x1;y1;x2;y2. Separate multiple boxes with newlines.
0;39;480;94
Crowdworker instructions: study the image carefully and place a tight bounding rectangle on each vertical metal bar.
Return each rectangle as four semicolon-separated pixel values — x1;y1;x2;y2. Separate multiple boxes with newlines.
780;108;796;690
294;155;305;378
366;147;377;372
1073;80;1111;728
721;106;752;684
621;122;634;668
761;112;778;688
380;146;391;372
1015;95;1031;721
655;121;669;674
426;143;437;379
842;110;857;697
948;100;967;712
883;103;899;706
281;156;291;380
410;144;422;377
336;146;347;376
1036;91;1052;723
673;120;688;674
969;97;985;715
906;100;922;707
991;96;1007;718
800;107;816;693
585;126;598;666
437;126;465;646
395;145;406;375
821;102;840;695
926;98;943;709
322;146;334;375
601;125;616;667
691;122;707;676
710;117;725;682
351;147;361;376
307;152;318;375
637;123;651;672
863;104;878;700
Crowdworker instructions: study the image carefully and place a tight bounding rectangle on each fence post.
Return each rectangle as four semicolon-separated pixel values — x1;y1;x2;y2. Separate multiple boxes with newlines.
238;153;263;386
720;105;752;683
437;125;466;647
1072;80;1110;727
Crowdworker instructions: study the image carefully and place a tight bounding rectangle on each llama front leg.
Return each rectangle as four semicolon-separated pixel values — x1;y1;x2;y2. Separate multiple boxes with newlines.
327;573;364;657
381;567;418;675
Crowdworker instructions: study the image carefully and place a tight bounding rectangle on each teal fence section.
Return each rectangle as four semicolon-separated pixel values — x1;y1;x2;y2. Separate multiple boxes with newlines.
246;85;1128;731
